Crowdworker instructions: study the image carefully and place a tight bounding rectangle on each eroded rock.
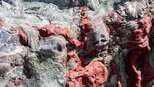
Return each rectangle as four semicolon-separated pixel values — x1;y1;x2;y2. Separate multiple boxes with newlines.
93;28;109;48
0;0;153;87
67;61;108;87
39;37;66;56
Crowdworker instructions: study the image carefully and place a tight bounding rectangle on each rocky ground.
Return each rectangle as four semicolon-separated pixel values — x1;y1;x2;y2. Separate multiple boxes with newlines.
0;0;153;87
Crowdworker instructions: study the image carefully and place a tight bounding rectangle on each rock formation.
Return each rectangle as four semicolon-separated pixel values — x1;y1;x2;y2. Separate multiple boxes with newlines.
0;0;153;87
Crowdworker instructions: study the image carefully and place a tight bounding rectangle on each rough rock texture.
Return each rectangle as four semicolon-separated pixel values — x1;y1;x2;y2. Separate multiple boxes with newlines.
0;0;154;87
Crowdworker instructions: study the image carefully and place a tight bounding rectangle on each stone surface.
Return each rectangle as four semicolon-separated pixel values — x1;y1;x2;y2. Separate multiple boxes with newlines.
0;0;153;87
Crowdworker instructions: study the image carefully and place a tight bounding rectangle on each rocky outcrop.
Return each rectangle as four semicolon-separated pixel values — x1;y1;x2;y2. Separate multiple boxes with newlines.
0;0;153;87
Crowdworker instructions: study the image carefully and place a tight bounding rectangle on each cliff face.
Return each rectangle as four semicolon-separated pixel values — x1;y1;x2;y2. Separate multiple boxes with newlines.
0;0;153;87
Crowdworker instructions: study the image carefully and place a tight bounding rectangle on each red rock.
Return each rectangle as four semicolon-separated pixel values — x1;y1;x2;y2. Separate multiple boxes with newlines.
78;6;92;49
109;63;120;77
124;14;154;87
104;10;154;87
16;27;28;46
66;7;108;87
113;80;122;87
80;6;89;16
0;20;4;28
34;25;75;46
8;79;15;87
34;6;92;49
125;48;142;87
16;79;26;86
67;61;108;87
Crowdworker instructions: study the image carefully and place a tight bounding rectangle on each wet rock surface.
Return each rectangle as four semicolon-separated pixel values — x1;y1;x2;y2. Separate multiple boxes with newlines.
0;0;154;87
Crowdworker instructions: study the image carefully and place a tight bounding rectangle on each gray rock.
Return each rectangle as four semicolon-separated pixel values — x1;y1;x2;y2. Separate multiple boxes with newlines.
39;37;66;56
93;28;109;48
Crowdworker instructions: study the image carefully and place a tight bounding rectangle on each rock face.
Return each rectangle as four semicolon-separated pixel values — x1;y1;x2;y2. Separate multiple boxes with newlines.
0;0;153;87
